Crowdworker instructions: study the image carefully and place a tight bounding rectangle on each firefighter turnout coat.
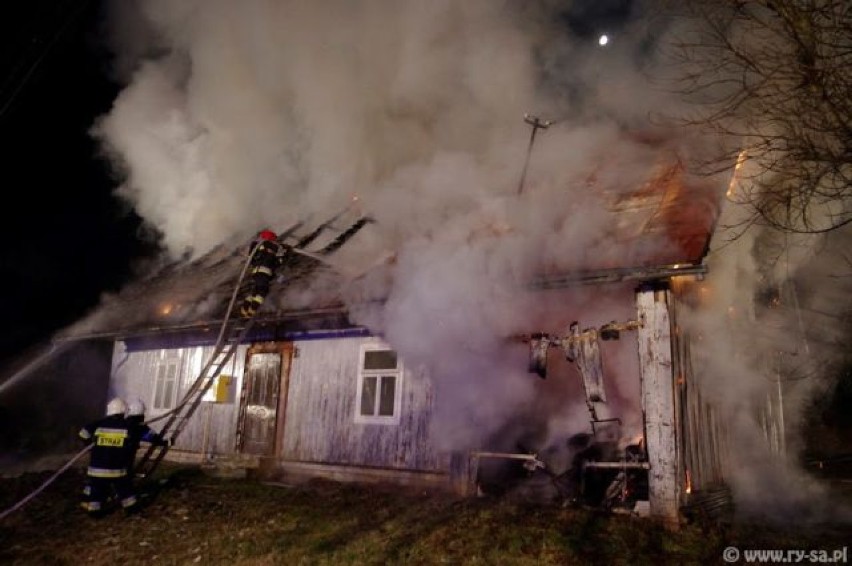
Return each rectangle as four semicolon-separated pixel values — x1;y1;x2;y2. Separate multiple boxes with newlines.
78;414;135;479
78;413;143;513
240;238;284;317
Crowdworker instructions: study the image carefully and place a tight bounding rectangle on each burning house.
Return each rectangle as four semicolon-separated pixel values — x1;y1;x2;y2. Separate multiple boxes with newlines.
11;137;734;524
6;0;849;534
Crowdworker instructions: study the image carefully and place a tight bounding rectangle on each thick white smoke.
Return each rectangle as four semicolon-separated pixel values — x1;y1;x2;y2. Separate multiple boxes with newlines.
88;1;852;521
681;156;852;522
91;2;852;526
649;0;852;521
92;0;694;454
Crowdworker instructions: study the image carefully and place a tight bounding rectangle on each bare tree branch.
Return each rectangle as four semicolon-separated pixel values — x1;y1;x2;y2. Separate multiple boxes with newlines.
664;0;852;234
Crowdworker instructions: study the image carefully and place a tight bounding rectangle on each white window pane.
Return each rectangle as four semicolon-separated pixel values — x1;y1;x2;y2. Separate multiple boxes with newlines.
154;364;166;408
363;350;397;370
153;360;178;410
166;362;178;408
164;380;174;408
360;376;377;416
378;376;396;416
154;381;164;409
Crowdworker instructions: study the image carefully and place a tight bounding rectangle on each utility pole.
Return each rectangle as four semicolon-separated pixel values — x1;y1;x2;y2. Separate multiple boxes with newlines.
517;113;552;195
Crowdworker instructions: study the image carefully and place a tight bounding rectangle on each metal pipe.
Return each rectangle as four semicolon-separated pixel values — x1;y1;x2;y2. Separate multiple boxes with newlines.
470;451;540;461
583;461;650;469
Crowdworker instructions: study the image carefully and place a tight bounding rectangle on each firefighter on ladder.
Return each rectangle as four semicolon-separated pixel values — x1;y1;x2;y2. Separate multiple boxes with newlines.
239;229;284;318
78;398;139;516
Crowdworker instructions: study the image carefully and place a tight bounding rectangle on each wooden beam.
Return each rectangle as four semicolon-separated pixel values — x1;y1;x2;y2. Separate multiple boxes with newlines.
636;284;680;521
529;263;706;289
583;461;650;470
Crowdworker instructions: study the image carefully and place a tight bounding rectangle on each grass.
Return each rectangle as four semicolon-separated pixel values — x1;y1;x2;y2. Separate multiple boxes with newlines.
0;466;849;565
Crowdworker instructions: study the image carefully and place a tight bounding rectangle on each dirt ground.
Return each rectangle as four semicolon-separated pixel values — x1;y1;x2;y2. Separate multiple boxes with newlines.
1;465;850;565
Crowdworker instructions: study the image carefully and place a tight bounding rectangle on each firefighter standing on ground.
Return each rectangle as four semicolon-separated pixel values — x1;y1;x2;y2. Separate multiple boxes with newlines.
78;398;139;516
126;398;168;478
239;229;284;318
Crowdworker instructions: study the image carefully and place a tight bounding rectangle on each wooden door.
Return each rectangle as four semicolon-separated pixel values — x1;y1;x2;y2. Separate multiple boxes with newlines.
238;343;292;455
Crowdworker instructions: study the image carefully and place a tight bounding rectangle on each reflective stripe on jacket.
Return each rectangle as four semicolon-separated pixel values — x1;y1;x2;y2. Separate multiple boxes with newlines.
87;466;127;478
79;414;135;474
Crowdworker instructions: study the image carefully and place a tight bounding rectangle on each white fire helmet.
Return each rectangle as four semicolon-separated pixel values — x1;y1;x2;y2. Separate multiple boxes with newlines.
106;397;127;417
128;399;146;417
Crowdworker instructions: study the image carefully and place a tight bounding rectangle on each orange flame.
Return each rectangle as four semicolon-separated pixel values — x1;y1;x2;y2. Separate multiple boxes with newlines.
726;150;748;199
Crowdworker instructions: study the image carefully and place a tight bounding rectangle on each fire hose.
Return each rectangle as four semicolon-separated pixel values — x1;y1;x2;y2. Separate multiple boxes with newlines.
0;216;355;520
143;242;258;428
0;444;92;521
0;242;261;521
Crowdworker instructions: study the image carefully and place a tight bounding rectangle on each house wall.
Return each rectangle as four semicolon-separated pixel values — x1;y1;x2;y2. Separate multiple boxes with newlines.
669;279;730;493
110;341;248;456
635;279;732;522
110;335;445;476
282;336;444;472
107;288;731;508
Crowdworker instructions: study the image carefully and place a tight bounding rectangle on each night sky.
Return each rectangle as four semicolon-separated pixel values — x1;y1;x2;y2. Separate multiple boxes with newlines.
0;1;157;365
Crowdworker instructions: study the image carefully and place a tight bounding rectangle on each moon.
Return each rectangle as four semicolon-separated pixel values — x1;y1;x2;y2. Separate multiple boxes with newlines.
598;34;609;46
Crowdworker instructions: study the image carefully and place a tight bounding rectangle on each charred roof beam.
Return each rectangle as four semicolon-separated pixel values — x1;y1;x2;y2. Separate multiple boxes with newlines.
528;263;707;289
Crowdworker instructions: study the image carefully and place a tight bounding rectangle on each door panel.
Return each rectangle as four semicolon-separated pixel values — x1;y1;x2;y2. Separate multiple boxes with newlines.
241;352;281;455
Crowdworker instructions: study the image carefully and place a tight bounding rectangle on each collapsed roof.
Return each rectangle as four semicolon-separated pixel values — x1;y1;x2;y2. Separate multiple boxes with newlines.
59;142;728;343
59;211;368;343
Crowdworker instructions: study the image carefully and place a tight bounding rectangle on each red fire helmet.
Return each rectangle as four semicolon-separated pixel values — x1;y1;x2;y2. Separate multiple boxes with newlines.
258;229;277;241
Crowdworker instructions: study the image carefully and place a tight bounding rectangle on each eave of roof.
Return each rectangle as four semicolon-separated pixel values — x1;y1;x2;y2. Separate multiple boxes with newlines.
55;303;355;343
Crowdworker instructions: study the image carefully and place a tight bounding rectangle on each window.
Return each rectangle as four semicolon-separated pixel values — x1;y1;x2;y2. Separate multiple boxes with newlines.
355;343;402;424
153;356;180;410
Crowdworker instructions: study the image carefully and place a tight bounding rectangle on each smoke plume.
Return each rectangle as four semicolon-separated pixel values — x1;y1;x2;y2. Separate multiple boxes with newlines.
86;0;852;519
92;0;688;450
683;155;852;522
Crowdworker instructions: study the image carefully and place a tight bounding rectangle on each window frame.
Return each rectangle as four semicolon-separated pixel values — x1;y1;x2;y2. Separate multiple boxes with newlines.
151;353;181;411
355;341;403;425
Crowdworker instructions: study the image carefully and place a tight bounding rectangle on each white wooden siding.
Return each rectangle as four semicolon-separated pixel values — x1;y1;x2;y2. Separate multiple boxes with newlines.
110;341;247;455
669;280;730;492
282;337;443;471
110;336;443;472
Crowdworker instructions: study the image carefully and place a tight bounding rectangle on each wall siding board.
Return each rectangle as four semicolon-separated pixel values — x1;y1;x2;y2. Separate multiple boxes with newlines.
669;282;729;492
109;341;247;456
282;338;441;471
111;335;446;475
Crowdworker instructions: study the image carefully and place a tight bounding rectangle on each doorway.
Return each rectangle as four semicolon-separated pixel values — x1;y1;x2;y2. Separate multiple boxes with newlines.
236;342;293;455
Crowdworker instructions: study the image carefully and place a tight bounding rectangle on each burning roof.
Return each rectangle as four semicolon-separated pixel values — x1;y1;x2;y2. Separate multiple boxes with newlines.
58;139;727;342
58;217;363;341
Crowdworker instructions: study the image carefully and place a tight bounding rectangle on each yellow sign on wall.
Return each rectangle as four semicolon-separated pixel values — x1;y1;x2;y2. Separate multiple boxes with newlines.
215;374;232;403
